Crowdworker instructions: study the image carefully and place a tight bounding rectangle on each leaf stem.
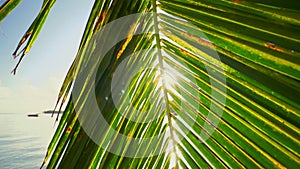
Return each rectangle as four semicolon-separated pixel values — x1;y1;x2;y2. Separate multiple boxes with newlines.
151;0;179;168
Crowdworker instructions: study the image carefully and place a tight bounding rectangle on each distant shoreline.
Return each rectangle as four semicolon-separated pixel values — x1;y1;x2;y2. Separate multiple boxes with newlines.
43;110;62;114
27;110;62;117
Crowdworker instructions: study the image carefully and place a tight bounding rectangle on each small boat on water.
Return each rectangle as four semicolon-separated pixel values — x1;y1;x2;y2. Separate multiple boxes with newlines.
27;113;39;117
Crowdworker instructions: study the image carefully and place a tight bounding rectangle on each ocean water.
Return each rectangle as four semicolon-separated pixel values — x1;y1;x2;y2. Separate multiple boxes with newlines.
0;113;57;169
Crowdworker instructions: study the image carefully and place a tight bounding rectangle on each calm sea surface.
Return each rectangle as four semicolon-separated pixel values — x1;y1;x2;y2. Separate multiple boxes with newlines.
0;113;57;169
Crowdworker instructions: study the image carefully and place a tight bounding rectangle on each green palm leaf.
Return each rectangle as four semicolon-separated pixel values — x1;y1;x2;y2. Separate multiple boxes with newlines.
2;0;300;168
0;0;22;23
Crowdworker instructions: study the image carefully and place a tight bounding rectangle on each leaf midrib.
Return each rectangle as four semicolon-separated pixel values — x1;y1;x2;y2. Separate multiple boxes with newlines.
152;0;179;167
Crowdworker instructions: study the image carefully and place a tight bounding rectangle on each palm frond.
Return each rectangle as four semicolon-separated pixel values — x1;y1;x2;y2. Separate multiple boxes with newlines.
0;0;22;23
10;0;56;74
1;0;300;168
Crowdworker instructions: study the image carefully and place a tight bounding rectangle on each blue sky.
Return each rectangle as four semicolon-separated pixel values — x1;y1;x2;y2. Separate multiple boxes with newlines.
0;0;94;113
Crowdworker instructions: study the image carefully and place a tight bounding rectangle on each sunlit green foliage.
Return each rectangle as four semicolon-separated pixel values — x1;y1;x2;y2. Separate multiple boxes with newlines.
1;0;299;168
